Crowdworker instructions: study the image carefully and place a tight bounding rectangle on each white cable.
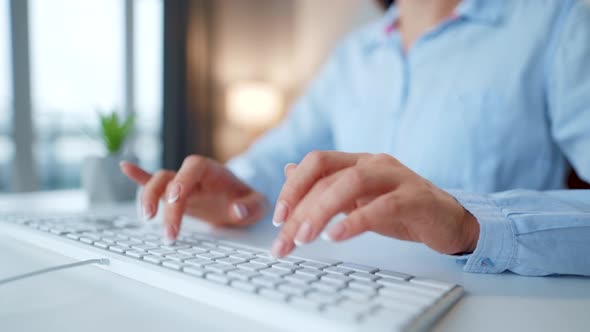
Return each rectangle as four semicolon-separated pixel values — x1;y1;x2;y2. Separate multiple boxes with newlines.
0;258;110;286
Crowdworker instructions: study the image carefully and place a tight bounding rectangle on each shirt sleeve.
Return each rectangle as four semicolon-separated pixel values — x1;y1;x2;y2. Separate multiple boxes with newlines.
546;0;590;183
225;42;352;204
448;189;590;276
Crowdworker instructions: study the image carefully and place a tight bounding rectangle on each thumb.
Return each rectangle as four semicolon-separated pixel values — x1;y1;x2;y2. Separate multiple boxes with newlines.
229;191;269;225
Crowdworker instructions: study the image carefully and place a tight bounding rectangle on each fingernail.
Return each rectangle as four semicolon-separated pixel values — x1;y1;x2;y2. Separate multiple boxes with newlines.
232;203;248;221
142;203;154;221
167;183;181;204
294;221;312;246
272;201;288;227
271;237;287;258
323;222;346;242
283;163;296;174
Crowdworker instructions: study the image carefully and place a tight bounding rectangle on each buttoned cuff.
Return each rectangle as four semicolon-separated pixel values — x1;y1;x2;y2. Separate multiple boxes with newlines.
446;190;517;274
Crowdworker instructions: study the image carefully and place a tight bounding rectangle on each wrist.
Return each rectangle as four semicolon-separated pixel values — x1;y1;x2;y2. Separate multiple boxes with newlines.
462;209;479;253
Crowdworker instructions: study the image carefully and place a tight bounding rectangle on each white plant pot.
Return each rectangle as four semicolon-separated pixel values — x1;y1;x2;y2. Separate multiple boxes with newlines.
82;154;138;205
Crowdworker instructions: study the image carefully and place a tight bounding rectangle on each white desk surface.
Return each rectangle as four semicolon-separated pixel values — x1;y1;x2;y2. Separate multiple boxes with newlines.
1;190;589;332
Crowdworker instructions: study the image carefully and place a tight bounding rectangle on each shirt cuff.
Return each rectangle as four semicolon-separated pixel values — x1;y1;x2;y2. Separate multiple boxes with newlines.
446;190;518;274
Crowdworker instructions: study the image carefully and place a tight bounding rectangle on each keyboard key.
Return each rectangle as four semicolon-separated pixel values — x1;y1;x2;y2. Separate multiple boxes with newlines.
79;237;94;244
166;253;193;262
209;247;234;255
229;252;256;260
230;280;258;293
251;275;285;288
93;241;110;249
227;269;259;281
217;243;239;251
185;258;215;268
66;233;81;240
299;261;329;270
216;257;247;266
143;255;165;264
163;260;186;270
196;252;226;260
321;274;352;285
375;270;412;281
205;263;237;274
108;245;127;253
341;288;374;301
295;268;326;278
234;247;261;255
251;258;277;266
260;267;292;278
272;263;300;271
160;243;191;251
338;263;378;274
324;266;354;275
277;283;311;296
177;247;207;255
310;281;343;293
131;244;158;251
259;288;289;302
148;248;176;257
306;291;343;304
205;273;231;285
349;271;379;281
125;249;146;259
237;262;266;271
348;280;382;292
101;236;118;244
277;257;304;265
306;257;341;266
183;266;206;277
284;274;317;285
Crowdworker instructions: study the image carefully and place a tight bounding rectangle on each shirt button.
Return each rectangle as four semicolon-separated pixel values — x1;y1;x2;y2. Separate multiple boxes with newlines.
481;258;494;267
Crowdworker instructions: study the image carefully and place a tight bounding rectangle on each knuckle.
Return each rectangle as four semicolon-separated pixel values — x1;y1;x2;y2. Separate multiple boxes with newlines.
305;150;325;169
373;153;395;164
346;168;365;188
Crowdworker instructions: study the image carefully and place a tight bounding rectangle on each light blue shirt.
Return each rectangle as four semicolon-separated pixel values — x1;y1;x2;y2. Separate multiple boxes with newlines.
227;0;590;276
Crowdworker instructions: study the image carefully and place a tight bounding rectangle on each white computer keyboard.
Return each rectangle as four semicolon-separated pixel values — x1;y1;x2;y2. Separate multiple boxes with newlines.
0;214;464;332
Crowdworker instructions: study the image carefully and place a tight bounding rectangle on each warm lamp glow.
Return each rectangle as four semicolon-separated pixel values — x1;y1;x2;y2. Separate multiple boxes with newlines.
226;82;282;129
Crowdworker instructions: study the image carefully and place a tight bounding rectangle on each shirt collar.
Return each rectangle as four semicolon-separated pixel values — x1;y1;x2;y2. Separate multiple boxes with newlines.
365;0;508;48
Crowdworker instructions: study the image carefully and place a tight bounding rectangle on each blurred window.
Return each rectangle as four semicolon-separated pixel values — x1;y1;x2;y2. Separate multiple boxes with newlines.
134;0;163;171
28;0;162;189
0;0;12;190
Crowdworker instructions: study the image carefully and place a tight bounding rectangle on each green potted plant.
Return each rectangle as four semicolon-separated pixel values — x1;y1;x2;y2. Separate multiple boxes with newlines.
81;112;138;204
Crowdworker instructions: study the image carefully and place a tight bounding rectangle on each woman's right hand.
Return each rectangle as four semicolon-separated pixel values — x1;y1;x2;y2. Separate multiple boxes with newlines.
120;155;268;241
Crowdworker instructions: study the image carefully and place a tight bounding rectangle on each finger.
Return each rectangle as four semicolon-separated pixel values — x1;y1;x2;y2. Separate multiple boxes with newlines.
141;170;175;221
270;171;345;257
284;163;297;178
229;191;268;225
120;161;151;185
163;156;249;241
323;192;405;242
279;165;394;255
272;151;362;227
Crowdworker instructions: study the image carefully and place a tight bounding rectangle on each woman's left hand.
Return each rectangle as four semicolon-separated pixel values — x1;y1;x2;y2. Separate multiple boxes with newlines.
270;151;480;258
